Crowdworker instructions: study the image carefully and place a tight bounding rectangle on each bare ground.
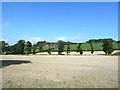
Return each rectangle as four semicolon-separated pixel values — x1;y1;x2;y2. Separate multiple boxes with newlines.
0;54;118;88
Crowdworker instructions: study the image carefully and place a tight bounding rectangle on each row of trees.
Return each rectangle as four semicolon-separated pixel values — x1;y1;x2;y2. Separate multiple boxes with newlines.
86;38;120;43
0;38;114;55
0;40;32;55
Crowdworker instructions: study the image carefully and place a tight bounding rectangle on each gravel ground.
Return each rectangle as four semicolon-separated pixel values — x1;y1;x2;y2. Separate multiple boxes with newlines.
0;54;118;88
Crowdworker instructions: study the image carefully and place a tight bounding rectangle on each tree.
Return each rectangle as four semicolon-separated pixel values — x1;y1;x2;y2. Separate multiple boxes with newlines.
90;44;94;54
47;43;52;55
12;44;18;54
0;41;9;53
102;39;114;55
37;41;46;52
57;40;64;55
86;38;114;43
77;43;83;55
0;41;2;54
66;41;70;55
88;41;94;54
24;41;32;55
16;40;25;55
32;44;37;55
117;40;120;43
0;41;8;53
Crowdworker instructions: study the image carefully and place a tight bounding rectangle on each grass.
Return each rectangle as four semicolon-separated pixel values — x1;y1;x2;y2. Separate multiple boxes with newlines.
64;42;120;51
31;42;120;53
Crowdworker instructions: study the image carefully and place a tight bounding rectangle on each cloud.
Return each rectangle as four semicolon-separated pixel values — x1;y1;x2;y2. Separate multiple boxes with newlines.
0;38;6;41
24;34;83;44
54;36;66;41
24;35;44;44
69;36;81;41
53;35;82;42
30;37;43;43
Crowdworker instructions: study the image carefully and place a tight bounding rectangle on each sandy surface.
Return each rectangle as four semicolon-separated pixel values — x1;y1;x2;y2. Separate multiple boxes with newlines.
0;54;118;88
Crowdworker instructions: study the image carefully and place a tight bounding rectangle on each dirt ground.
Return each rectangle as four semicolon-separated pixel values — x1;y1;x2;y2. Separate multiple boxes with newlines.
0;53;118;88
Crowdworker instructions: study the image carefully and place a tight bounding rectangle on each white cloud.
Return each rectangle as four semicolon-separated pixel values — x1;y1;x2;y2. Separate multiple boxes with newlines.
24;35;44;44
30;37;43;43
69;36;81;42
54;36;66;41
52;35;82;42
0;38;6;41
24;34;83;44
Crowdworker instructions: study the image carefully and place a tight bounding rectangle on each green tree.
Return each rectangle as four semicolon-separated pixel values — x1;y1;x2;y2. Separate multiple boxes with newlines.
90;44;94;54
17;40;25;55
77;43;83;55
24;41;32;55
37;41;46;52
0;41;8;54
32;44;37;55
47;43;52;55
66;41;70;55
88;41;94;54
57;40;64;55
117;40;120;43
12;44;18;54
102;39;114;55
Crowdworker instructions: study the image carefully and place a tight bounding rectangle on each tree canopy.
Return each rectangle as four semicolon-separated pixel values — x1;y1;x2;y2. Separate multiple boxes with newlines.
57;40;64;55
66;41;70;55
102;39;114;55
77;43;83;55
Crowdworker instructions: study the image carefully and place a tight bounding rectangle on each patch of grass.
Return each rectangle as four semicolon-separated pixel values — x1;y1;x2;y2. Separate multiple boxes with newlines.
64;42;119;51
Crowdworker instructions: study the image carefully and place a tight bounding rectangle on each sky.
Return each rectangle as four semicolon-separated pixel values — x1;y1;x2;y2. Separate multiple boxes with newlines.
2;2;118;45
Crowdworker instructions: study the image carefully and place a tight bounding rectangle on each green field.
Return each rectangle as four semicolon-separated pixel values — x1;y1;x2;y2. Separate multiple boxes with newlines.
54;42;120;51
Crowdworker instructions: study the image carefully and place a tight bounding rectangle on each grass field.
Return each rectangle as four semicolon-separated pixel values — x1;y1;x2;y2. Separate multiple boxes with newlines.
1;54;118;88
47;42;120;52
64;42;120;51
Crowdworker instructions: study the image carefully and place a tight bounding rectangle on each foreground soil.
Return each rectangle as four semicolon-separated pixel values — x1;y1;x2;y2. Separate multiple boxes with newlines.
1;55;118;88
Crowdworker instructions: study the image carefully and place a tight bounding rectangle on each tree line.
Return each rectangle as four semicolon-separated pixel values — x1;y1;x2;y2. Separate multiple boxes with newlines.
0;38;117;55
